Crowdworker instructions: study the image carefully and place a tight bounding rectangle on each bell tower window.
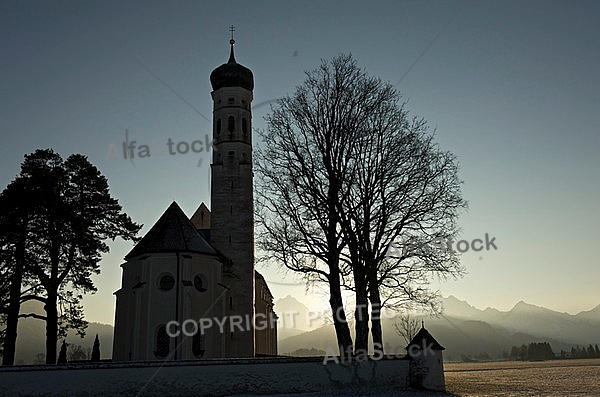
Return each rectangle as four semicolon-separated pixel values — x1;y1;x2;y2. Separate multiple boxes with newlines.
216;119;221;135
228;116;235;133
242;118;248;138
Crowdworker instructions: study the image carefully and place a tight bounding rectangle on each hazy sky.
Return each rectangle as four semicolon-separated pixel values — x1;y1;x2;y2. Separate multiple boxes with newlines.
1;0;599;325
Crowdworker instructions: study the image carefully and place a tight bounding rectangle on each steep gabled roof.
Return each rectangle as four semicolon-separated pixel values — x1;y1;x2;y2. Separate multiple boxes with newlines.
125;201;216;260
407;325;445;351
190;202;211;229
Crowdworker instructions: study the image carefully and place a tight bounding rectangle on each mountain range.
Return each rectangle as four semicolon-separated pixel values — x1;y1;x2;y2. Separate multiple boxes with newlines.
9;301;114;365
440;295;600;345
275;295;600;361
6;295;599;363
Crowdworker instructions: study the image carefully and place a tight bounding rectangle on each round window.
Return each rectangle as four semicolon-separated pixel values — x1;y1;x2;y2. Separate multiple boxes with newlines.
194;275;206;292
159;274;175;291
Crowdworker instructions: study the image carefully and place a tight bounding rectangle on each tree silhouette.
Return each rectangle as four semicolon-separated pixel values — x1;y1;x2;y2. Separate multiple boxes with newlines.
394;312;421;345
255;55;365;355
334;64;465;352
68;343;90;361
57;340;67;364
0;149;140;364
91;334;100;362
510;342;555;361
256;54;464;355
1;176;45;365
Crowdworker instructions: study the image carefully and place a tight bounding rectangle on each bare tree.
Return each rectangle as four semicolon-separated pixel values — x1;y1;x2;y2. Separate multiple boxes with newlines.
255;54;377;356
334;62;466;354
256;53;465;357
394;313;421;345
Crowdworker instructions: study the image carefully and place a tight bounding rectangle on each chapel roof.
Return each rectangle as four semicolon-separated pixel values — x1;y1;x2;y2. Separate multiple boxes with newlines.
125;201;216;260
406;324;445;351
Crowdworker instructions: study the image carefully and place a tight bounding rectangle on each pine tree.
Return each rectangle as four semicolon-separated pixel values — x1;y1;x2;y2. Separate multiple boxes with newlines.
57;340;67;364
587;344;595;357
510;345;519;360
91;334;100;362
0;150;140;364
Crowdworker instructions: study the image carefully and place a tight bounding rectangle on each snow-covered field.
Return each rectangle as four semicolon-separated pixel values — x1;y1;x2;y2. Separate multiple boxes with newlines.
4;358;595;396
233;390;455;396
445;358;600;396
260;359;600;397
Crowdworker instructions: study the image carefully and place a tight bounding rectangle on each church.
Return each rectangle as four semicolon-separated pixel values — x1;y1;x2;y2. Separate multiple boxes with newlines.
112;36;277;361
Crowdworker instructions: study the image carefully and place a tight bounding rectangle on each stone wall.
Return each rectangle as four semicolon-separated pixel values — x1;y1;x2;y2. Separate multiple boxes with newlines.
0;356;410;396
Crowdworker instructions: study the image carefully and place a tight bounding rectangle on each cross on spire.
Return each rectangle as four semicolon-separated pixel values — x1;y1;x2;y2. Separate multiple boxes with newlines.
229;25;236;44
227;25;236;63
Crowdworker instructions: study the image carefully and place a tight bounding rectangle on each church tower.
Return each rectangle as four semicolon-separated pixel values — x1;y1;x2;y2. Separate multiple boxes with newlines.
112;32;276;363
209;32;255;357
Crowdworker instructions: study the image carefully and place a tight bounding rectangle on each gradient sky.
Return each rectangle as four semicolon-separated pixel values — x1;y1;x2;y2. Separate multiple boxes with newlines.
1;0;599;325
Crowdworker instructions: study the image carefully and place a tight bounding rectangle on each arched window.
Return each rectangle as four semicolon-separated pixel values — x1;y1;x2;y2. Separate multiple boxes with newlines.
228;116;235;133
155;325;169;358
192;333;205;358
216;119;221;135
242;118;248;137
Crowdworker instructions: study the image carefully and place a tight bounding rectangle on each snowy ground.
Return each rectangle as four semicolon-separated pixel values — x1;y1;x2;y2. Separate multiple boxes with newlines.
232;391;457;397
444;359;600;397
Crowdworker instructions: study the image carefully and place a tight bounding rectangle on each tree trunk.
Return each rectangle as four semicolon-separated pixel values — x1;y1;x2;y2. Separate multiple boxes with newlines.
44;291;58;364
369;270;384;355
354;276;369;356
1;270;22;366
2;240;25;366
328;266;353;360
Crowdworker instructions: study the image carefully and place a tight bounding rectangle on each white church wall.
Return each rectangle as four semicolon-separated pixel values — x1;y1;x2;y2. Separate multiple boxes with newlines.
113;252;225;361
176;253;225;359
408;351;446;392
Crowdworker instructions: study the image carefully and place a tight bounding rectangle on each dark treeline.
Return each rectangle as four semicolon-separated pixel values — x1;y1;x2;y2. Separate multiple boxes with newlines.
509;342;555;361
560;344;600;359
509;342;600;361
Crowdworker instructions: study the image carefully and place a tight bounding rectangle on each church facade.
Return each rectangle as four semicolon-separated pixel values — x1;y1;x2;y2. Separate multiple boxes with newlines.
112;38;277;361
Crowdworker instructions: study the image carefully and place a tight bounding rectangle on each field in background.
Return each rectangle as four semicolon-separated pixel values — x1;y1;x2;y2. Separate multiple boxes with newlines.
445;358;600;396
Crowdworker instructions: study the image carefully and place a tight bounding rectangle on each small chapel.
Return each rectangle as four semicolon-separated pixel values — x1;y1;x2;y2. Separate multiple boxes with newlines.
112;35;277;361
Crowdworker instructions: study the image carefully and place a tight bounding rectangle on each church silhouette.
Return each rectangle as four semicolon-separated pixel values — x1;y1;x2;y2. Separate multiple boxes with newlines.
112;35;277;361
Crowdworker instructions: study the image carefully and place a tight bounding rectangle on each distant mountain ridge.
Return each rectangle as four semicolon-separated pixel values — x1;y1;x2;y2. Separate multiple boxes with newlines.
12;319;113;365
8;295;599;364
274;295;326;341
440;295;600;345
7;300;114;364
274;295;600;361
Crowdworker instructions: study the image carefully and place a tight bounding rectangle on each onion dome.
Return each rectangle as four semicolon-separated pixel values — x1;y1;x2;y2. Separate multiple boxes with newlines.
210;39;254;91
